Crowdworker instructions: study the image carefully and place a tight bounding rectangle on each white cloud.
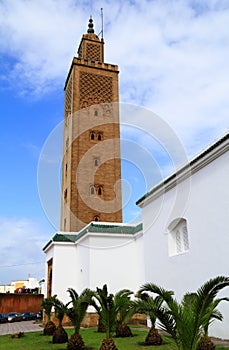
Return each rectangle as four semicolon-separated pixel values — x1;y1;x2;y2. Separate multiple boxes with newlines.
0;217;50;284
105;0;229;151
0;0;85;94
0;0;228;150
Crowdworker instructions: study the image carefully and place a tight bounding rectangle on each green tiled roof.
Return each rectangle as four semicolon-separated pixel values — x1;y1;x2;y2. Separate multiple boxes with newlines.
43;222;143;251
53;233;78;242
80;222;142;235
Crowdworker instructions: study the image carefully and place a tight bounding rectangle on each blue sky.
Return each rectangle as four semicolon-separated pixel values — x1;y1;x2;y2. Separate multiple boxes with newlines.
0;0;228;284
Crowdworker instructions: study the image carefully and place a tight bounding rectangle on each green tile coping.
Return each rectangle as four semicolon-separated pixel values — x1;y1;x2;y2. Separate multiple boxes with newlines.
43;222;143;250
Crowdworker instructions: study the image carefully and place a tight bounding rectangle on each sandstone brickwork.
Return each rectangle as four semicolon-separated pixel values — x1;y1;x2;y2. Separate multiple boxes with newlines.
60;22;122;232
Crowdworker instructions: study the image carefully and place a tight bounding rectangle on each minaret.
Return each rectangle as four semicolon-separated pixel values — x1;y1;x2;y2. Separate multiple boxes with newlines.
60;18;122;232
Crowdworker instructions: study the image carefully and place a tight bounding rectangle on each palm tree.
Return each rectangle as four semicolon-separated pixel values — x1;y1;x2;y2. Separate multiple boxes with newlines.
139;276;229;350
51;296;68;344
114;289;134;338
134;290;169;345
195;292;229;350
66;288;92;350
91;284;118;350
41;296;57;336
89;291;105;333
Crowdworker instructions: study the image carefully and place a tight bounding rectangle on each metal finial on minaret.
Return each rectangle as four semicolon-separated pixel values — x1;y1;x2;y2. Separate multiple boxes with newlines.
87;16;94;33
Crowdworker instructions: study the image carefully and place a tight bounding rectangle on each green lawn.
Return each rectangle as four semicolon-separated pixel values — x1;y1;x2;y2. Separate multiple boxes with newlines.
0;328;228;350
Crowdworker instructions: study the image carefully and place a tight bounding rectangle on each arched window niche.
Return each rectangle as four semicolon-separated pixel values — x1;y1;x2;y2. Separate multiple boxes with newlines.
90;185;95;195
90;132;95;140
94;158;99;167
97;186;102;196
168;218;189;256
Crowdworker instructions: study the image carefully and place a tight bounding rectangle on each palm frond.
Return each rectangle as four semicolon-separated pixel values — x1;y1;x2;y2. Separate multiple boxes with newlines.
114;288;134;324
196;276;229;311
193;276;229;334
67;288;79;301
156;306;177;340
139;283;174;299
136;276;229;350
41;295;57;320
66;287;92;334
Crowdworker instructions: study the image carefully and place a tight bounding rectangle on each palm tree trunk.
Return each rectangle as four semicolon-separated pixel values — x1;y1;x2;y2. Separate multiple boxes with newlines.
116;323;133;337
100;338;118;350
197;335;216;350
67;333;85;350
145;327;162;345
52;326;68;344
43;320;56;335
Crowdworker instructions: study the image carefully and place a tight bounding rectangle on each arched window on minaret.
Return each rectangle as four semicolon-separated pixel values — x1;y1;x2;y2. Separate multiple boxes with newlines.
98;186;102;196
97;132;102;141
90;132;95;140
90;185;95;195
94;215;99;222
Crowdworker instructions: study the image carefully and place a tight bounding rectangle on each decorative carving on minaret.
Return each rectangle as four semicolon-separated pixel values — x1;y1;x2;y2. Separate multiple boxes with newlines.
86;43;101;61
64;75;73;117
79;72;113;108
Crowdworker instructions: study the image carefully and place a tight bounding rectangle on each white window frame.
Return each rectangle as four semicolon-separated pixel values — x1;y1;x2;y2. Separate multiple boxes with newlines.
168;218;189;256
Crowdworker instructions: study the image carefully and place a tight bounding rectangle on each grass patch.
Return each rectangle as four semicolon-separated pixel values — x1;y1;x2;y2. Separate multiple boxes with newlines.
0;328;228;349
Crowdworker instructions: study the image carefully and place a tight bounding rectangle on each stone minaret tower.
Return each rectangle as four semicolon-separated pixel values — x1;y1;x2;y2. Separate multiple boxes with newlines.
60;18;122;232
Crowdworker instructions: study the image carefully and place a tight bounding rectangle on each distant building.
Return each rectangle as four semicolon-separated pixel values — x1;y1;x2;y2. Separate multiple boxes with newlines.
0;277;43;293
0;284;14;293
11;277;41;293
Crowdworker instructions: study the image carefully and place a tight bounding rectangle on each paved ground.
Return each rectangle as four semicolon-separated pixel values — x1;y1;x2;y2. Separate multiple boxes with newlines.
0;320;43;336
211;337;229;348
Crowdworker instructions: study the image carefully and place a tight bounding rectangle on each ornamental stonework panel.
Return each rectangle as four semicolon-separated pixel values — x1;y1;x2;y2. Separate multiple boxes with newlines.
78;45;82;58
79;72;113;108
64;74;73;117
86;43;101;61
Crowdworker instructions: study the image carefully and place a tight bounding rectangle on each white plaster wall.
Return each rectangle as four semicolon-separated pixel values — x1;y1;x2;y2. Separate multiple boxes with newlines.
45;238;91;303
142;151;229;339
51;243;78;303
75;236;90;292
45;232;144;305
87;234;144;293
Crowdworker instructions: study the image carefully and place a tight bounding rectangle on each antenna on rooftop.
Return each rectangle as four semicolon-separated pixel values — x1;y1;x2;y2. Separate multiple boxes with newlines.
98;8;104;39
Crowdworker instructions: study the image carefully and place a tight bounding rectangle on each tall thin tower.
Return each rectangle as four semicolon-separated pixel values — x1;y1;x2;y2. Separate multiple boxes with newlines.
60;18;122;232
